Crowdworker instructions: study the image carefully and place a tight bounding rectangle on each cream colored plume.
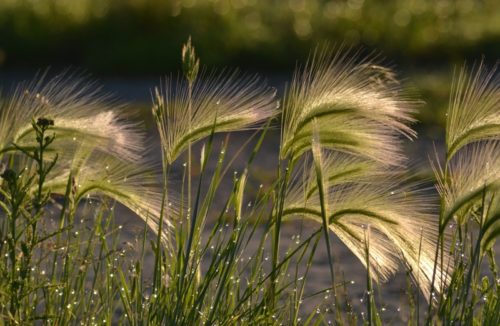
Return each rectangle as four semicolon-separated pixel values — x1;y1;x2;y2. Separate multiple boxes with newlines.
281;48;417;165
43;146;172;237
446;62;500;160
284;151;449;299
0;73;171;240
435;141;500;228
153;71;278;164
0;72;144;162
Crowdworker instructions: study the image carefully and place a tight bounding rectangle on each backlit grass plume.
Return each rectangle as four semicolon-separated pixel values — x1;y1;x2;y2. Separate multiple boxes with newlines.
281;48;417;165
435;141;500;229
153;71;278;164
0;73;169;235
446;62;499;160
434;63;500;230
426;63;500;319
0;72;144;162
43;147;171;236
283;151;449;298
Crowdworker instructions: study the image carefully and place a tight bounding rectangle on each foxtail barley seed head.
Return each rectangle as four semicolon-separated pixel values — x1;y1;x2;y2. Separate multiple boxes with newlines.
153;71;278;164
284;148;449;298
0;72;144;162
281;47;417;165
435;141;500;228
0;73;171;243
446;62;500;160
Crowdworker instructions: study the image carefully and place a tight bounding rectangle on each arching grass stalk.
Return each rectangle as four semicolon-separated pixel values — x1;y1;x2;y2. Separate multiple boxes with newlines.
364;226;381;326
181;37;200;233
426;158;448;322
270;150;295;310
311;123;337;302
459;187;487;321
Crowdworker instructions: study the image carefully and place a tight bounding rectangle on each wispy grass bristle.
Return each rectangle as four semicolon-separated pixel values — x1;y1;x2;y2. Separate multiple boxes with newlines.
153;71;278;164
0;72;144;162
284;151;449;298
446;62;500;160
281;47;418;165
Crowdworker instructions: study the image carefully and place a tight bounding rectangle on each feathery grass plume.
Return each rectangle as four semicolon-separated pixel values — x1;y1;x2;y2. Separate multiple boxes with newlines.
481;194;500;252
446;62;500;161
0;72;171;238
301;152;386;200
152;71;278;164
42;145;173;237
434;141;500;229
281;47;417;165
283;151;449;298
0;72;144;162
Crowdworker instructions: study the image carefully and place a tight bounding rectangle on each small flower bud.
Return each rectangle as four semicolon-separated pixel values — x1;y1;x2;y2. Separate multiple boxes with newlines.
182;37;200;83
1;169;16;183
36;117;54;128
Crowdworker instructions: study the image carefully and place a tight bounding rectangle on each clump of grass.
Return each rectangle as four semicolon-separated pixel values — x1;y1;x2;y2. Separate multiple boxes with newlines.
0;41;498;325
427;62;500;324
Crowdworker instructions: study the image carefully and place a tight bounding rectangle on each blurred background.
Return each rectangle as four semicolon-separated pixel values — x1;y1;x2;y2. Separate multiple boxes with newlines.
0;0;499;132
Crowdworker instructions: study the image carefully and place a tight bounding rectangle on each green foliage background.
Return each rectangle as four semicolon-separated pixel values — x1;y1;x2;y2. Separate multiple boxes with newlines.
0;0;498;73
